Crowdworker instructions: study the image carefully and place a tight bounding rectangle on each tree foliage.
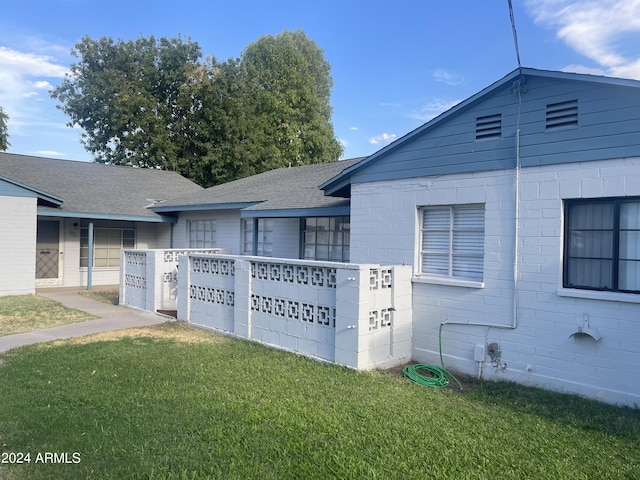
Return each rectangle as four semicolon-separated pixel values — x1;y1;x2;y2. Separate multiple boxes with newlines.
51;30;343;186
0;107;9;151
51;35;202;171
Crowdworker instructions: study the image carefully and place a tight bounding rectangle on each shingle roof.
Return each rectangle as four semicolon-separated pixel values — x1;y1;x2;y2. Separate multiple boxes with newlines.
0;152;203;220
152;158;364;214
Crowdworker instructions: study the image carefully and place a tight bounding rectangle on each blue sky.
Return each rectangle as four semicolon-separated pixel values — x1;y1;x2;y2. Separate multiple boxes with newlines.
1;0;640;162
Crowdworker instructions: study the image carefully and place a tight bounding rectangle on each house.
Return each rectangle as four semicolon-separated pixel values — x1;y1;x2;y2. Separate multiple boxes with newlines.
0;153;202;295
148;158;362;261
119;67;640;405
320;67;640;405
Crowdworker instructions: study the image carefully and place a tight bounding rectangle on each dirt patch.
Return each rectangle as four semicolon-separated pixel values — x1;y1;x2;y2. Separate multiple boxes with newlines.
40;322;229;349
383;362;478;393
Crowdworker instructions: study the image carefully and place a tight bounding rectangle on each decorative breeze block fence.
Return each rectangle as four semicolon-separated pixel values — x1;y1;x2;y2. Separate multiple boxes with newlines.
177;253;413;370
119;248;230;313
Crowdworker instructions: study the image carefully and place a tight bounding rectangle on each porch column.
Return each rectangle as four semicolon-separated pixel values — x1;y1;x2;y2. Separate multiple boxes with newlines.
87;220;94;291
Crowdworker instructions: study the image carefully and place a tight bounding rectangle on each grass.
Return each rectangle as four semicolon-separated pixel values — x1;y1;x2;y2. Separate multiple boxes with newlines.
0;323;638;479
78;290;119;305
0;295;95;337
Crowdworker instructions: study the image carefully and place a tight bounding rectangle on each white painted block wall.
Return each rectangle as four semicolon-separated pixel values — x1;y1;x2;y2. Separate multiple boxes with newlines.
350;157;640;406
173;210;303;259
0;196;37;296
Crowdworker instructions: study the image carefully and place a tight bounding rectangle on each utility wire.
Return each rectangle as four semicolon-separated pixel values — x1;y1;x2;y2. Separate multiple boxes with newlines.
508;0;522;70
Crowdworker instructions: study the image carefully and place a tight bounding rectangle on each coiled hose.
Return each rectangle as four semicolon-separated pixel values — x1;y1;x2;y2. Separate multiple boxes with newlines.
403;323;463;390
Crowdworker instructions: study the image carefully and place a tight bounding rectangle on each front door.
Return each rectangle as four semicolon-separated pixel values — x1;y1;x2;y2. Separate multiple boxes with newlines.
36;220;61;284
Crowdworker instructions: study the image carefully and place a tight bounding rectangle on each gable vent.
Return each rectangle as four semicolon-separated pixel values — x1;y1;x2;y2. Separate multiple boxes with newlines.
475;114;502;140
546;100;578;130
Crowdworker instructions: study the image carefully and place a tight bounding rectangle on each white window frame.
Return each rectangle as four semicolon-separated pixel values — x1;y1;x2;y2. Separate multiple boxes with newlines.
418;205;485;282
187;219;217;248
242;219;273;256
80;226;136;268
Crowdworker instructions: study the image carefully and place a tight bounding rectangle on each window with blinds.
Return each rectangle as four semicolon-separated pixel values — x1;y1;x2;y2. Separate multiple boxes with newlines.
419;205;485;281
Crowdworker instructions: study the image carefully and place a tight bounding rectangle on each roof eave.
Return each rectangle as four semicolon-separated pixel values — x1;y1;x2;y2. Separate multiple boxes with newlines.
150;201;261;213
37;209;178;223
0;175;64;206
322;67;640;195
240;205;350;219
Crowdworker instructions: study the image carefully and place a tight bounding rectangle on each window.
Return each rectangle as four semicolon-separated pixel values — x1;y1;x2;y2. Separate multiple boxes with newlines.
419;205;485;281
564;198;640;293
242;219;273;256
187;220;216;248
303;217;350;262
80;223;136;268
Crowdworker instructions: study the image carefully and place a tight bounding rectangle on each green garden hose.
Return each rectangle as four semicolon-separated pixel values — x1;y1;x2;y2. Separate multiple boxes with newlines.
403;323;463;390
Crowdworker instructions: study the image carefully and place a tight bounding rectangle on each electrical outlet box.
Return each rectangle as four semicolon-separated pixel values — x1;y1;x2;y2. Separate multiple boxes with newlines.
474;344;485;362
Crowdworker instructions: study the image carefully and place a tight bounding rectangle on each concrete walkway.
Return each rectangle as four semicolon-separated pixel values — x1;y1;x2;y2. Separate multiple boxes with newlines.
0;289;168;354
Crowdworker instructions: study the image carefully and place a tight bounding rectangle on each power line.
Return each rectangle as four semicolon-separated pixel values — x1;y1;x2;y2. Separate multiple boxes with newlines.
508;0;522;69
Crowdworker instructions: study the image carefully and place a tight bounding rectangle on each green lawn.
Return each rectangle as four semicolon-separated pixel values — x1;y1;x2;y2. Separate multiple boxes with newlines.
0;322;638;480
0;295;95;337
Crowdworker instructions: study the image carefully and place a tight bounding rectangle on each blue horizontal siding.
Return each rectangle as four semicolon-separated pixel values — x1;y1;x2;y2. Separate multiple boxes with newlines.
350;74;640;185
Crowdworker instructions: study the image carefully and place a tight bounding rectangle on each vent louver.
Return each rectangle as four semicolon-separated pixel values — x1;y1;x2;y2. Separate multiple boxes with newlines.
546;100;578;129
475;114;502;140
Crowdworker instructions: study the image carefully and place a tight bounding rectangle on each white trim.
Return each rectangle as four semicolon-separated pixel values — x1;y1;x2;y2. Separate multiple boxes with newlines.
557;287;640;304
412;275;485;289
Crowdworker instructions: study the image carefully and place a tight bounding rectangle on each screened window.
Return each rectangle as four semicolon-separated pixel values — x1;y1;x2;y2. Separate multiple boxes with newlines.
564;198;640;293
419;205;485;281
80;225;136;268
242;219;273;256
187;220;216;248
303;217;350;262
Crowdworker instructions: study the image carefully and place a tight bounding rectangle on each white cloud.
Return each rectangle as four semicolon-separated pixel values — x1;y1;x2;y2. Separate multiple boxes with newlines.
433;69;464;86
0;46;68;122
0;46;68;78
349;126;359;131
526;0;640;78
410;98;462;122
32;80;54;90
34;150;67;157
369;133;397;145
560;64;607;76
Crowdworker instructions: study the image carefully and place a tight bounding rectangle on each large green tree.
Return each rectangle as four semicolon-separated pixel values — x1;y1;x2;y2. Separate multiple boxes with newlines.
0;107;9;151
51;35;203;171
225;29;343;177
51;30;343;187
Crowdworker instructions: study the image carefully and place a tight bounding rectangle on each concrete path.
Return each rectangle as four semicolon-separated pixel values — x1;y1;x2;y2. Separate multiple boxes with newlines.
0;290;168;354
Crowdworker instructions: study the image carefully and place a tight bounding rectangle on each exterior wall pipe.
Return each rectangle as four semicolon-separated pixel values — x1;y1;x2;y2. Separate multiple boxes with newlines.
441;128;521;333
441;93;525;378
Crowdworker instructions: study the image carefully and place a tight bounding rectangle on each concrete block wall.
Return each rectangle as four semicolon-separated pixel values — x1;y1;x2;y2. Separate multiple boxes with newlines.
349;157;640;406
172;253;413;370
0;196;37;296
173;210;242;254
120;248;228;312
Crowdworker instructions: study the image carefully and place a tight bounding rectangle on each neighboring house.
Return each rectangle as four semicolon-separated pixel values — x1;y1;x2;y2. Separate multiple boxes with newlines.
149;158;361;261
321;67;640;405
0;153;202;295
